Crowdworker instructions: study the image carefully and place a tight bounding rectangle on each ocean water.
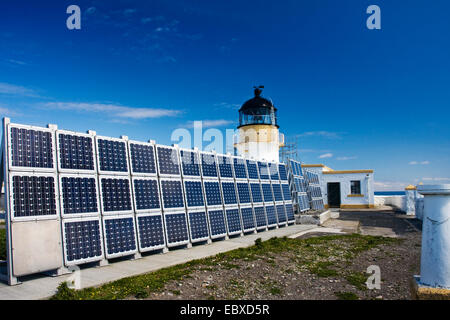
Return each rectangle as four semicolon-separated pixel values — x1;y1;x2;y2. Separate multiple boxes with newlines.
374;191;405;196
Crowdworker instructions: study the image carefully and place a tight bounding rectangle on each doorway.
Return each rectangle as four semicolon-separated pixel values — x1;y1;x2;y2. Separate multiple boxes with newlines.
327;182;341;208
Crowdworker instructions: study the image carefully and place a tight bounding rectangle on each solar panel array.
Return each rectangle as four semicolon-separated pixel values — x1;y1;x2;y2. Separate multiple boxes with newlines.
304;169;325;211
287;159;311;212
2;119;301;283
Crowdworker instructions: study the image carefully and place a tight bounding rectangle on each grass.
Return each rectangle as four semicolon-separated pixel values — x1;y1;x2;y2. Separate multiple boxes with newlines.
345;271;368;290
0;229;6;260
50;234;399;300
335;291;359;300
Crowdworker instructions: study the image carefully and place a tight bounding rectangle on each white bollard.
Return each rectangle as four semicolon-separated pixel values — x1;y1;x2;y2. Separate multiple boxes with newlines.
405;185;417;216
417;184;450;289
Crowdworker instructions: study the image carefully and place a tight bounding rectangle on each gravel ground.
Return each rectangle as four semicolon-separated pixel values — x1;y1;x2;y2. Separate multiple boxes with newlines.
137;213;422;300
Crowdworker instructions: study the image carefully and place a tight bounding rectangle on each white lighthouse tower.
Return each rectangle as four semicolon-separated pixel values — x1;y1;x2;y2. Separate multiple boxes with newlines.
235;86;284;163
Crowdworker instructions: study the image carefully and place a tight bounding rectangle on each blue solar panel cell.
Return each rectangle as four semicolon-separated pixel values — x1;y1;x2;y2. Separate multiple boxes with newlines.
61;176;98;215
285;203;295;221
11;175;58;218
180;150;200;177
233;158;247;179
282;184;292;201
246;160;259;180
261;184;273;202
188;211;209;240
10;127;54;169
64;219;103;263
226;209;242;234
134;179;160;211
237;182;251;204
129;143;156;174
272;183;284;202
279;164;288;181
137;215;165;250
217;155;233;178
240;207;255;230
97;139;128;173
268;163;279;180
250;183;263;203
184;180;205;207
58;133;94;171
258;162;270;180
165;213;189;244
221;182;237;205
104;217;137;256
265;205;277;226
201;153;218;177
100;178;132;213
276;204;287;223
207;210;227;237
161;180;184;209
253;206;267;228
204;181;222;206
157;146;180;175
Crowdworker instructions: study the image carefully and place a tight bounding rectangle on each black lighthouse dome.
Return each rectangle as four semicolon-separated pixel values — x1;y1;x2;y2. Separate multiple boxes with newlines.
238;86;278;128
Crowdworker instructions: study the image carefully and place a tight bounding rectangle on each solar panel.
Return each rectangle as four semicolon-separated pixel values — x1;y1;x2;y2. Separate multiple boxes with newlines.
233;157;247;179
62;217;103;265
240;207;255;231
200;153;218;178
268;163;279;180
250;183;263;203
100;177;133;215
204;181;222;206
10;173;59;221
133;178;160;212
221;181;238;205
281;183;291;201
246;160;259;180
136;213;166;252
237;182;251;204
180;149;201;177
96;137;129;174
56;131;95;172
217;155;233;178
276;204;287;224
289;160;298;176
187;211;209;242
258;161;270;180
272;183;284;202
279;164;288;181
207;209;227;238
253;206;267;229
225;208;242;235
60;175;99;217
285;203;295;222
265;205;278;227
129;141;156;175
103;215;137;258
160;179;185;210
156;145;180;176
184;180;205;208
164;212;189;246
261;183;274;203
9;125;56;171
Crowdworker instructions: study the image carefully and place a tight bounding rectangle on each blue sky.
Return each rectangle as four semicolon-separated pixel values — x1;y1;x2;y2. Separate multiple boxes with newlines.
0;0;449;190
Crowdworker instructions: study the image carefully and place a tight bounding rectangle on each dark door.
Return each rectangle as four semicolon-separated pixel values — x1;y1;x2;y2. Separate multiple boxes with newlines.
327;183;341;208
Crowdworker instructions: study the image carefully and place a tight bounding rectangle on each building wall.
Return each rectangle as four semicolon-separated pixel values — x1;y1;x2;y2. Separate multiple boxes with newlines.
321;172;374;209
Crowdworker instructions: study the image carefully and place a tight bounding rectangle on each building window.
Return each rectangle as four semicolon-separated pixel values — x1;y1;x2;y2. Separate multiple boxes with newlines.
351;181;361;194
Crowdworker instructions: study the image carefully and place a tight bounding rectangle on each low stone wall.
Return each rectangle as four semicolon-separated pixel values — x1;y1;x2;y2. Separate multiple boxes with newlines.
374;195;406;212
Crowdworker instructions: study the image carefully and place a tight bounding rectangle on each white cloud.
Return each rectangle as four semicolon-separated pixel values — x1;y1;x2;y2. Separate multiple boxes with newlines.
0;82;39;97
409;160;430;165
86;7;96;15
337;156;357;161
422;177;450;182
123;9;137;16
186;119;235;128
213;102;240;110
319;153;333;159
297;131;343;139
374;181;409;191
5;59;27;66
0;106;20;116
42;102;181;119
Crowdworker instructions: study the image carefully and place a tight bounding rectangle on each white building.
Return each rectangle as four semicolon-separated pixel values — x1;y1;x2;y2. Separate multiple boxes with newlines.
302;164;375;209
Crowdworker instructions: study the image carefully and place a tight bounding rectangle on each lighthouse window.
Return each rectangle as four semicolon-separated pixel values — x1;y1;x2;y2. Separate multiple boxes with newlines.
350;181;361;195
